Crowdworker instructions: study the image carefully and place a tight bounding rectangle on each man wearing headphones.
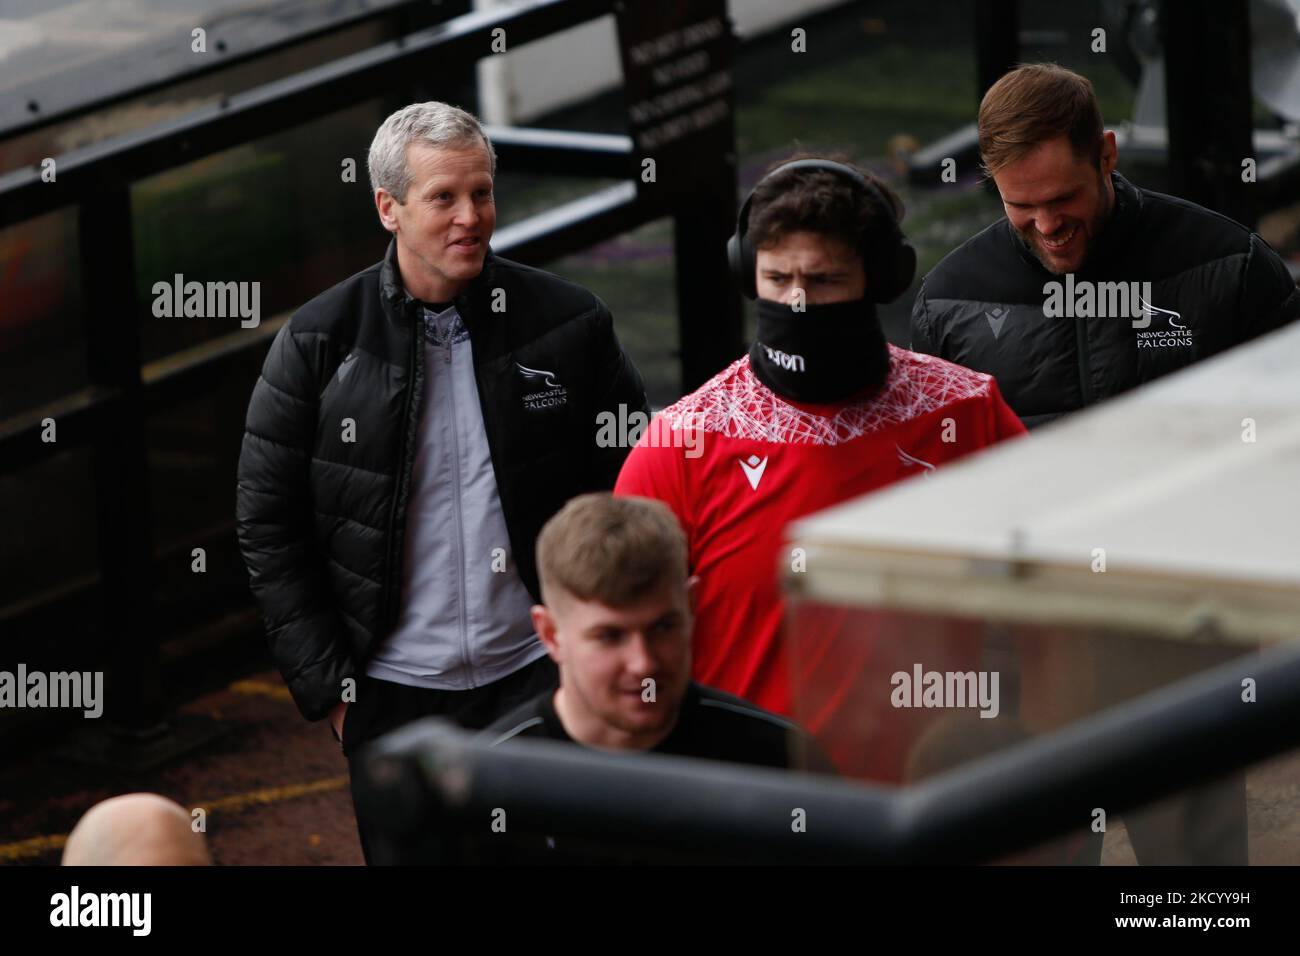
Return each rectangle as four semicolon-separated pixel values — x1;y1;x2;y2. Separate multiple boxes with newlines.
615;154;1025;778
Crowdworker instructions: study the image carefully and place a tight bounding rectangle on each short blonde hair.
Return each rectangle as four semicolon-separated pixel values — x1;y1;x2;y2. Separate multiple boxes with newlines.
537;494;688;609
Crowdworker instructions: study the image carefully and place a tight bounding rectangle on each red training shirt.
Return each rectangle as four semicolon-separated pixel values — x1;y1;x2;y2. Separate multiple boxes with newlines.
614;346;1026;778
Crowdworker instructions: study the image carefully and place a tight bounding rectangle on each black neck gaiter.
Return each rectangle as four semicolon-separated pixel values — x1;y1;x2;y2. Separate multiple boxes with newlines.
749;296;891;403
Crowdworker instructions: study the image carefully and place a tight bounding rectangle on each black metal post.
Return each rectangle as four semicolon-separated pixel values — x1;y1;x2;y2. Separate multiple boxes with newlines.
1161;0;1256;228
975;0;1019;101
400;0;477;113
78;186;165;735
674;156;744;394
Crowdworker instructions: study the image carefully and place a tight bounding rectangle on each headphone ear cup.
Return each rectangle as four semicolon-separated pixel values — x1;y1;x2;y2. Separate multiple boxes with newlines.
726;232;745;297
891;239;918;302
728;231;757;299
743;236;757;299
868;234;917;303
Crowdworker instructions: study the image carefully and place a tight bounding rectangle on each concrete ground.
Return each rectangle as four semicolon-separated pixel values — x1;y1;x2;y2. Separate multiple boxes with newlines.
0;669;363;866
3;660;1297;865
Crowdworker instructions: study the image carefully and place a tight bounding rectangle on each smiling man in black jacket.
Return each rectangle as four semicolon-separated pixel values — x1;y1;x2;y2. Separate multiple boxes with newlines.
234;101;648;862
911;64;1291;865
912;63;1300;430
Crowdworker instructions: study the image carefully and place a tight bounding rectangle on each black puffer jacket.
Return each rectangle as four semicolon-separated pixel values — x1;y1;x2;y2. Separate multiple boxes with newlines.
911;172;1300;428
236;240;648;720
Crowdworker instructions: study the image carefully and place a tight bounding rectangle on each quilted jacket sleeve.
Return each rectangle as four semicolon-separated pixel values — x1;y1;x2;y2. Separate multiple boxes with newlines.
236;321;358;721
1238;232;1300;343
910;282;941;357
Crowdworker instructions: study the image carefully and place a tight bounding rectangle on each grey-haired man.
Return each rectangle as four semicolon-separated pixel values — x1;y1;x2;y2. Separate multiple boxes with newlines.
235;101;649;862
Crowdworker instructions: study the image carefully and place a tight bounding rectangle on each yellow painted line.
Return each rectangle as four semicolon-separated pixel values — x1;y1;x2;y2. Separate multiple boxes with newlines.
0;833;67;863
228;679;294;701
199;775;349;813
0;775;349;863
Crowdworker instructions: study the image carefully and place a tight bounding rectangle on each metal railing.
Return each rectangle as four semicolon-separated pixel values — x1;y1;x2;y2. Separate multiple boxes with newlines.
354;643;1300;864
0;0;464;140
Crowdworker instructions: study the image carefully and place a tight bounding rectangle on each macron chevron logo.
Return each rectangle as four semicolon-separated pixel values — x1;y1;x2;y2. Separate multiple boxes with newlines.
986;306;1009;339
739;454;768;490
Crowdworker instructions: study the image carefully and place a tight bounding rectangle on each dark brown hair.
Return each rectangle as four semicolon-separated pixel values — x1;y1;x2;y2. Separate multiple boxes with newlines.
746;151;903;256
978;63;1104;176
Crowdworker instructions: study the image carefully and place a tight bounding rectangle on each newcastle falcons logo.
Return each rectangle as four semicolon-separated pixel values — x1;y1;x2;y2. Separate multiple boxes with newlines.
1135;296;1193;350
517;362;567;410
516;362;561;389
1137;296;1187;329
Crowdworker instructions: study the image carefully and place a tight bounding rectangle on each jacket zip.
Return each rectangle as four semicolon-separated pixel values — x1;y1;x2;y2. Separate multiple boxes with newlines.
1074;312;1095;407
384;303;423;631
446;341;475;688
455;279;530;602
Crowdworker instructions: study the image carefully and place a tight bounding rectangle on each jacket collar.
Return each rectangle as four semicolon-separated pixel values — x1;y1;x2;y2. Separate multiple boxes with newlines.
1007;170;1143;276
379;236;500;325
379;237;407;309
1083;171;1141;273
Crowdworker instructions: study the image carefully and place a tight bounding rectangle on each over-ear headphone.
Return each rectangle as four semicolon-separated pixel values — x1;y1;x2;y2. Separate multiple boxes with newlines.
726;158;917;303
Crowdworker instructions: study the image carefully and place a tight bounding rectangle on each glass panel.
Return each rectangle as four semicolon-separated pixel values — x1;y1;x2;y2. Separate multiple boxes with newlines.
146;359;262;630
0;207;85;420
784;600;1294;864
131;98;392;364
0;444;99;610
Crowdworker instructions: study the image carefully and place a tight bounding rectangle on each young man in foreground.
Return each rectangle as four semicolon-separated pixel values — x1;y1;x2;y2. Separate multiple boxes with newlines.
487;492;832;774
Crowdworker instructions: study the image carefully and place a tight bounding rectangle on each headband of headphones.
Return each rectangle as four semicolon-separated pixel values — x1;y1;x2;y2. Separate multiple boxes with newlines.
726;158;917;302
